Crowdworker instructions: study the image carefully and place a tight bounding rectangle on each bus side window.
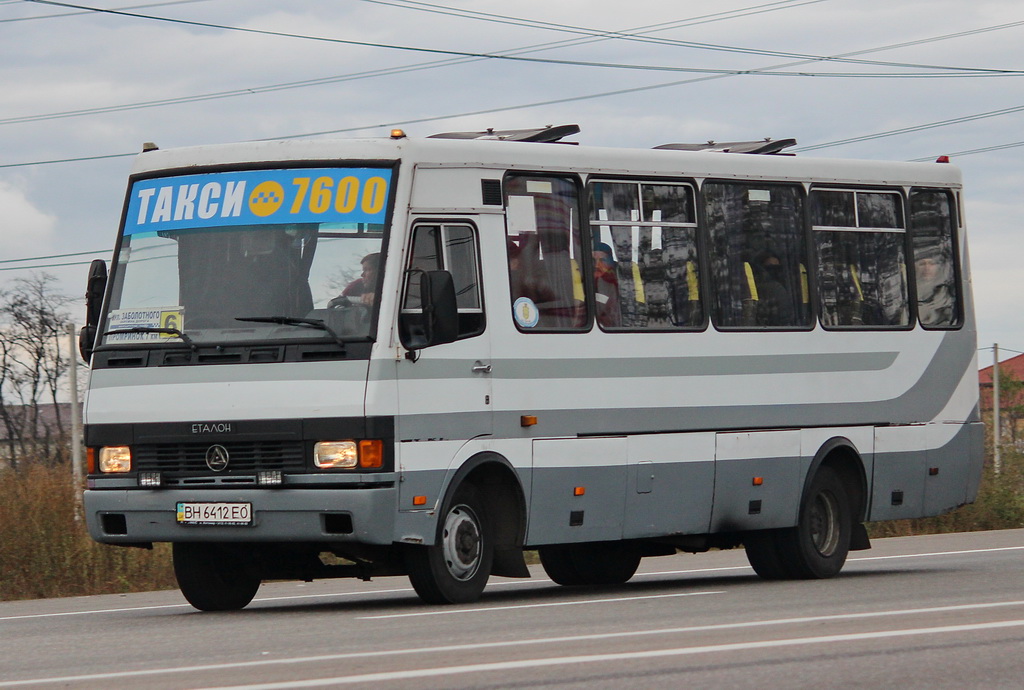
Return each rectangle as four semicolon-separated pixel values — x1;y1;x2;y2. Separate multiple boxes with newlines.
910;189;961;328
505;175;588;331
401;223;484;340
704;182;810;329
587;179;702;331
812;190;910;329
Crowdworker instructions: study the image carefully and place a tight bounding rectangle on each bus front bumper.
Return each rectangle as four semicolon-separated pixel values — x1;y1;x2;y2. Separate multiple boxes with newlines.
84;484;397;546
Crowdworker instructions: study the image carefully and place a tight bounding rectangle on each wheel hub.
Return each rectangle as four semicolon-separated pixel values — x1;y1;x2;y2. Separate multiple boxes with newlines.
809;491;840;557
442;505;481;581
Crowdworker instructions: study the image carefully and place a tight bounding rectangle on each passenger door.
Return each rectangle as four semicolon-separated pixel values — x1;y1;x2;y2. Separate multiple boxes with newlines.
395;221;492;442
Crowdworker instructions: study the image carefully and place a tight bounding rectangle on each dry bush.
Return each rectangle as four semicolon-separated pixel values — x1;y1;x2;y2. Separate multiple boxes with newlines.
0;463;175;601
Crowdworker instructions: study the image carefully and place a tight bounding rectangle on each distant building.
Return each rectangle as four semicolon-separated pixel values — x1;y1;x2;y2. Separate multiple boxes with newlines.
979;353;1024;448
979;353;1024;411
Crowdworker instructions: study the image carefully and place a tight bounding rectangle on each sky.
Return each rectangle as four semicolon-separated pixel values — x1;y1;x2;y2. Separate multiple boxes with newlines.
1;0;1022;367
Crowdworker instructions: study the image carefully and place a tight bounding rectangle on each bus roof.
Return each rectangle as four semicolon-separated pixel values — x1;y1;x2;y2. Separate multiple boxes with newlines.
128;129;963;189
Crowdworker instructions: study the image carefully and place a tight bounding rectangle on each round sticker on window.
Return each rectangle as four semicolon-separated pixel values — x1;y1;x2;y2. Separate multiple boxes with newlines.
513;297;540;328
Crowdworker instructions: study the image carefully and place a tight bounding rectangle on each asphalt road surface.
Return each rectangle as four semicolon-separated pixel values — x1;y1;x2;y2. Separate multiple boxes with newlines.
2;529;1024;689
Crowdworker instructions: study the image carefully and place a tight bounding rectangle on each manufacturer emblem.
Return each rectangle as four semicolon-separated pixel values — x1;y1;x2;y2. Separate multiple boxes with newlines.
205;444;230;472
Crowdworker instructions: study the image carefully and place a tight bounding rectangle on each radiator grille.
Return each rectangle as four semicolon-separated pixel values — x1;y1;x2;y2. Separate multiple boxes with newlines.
133;441;306;476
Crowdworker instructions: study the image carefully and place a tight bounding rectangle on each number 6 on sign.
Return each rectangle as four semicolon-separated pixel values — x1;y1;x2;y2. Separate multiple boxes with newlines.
160;309;184;336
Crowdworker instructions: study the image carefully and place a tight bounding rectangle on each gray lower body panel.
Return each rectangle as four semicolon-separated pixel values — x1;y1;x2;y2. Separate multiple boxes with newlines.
84;486;397;545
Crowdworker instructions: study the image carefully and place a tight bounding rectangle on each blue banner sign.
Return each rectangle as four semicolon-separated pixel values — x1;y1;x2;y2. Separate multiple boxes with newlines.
124;167;392;235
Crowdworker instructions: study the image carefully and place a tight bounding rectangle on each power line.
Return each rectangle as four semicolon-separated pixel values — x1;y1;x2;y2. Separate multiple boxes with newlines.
0;151;135;169
6;8;1024;167
0;0;212;23
794;103;1024;152
0;249;110;265
0;258;103;272
360;0;1018;75
909;140;1024;161
7;3;1023;129
24;0;1024;78
2;1;825;126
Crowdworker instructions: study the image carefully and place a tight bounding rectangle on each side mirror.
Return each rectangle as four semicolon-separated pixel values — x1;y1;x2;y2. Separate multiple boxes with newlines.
79;259;107;361
399;270;458;351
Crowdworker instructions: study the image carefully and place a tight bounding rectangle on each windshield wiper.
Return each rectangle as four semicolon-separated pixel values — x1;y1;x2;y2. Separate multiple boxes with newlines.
234;316;346;348
101;327;197;351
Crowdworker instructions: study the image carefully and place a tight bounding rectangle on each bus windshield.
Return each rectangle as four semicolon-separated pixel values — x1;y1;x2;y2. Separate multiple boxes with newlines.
101;166;392;346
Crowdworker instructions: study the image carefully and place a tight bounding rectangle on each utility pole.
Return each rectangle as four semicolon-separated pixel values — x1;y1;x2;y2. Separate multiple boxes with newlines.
67;323;83;519
993;343;1001;476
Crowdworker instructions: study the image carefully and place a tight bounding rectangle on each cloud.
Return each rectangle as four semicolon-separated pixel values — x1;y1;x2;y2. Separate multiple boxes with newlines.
0;182;57;259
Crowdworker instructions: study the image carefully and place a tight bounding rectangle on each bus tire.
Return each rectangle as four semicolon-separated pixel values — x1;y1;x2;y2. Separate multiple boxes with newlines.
777;465;852;579
539;542;641;586
538;545;585;585
743;530;793;580
172;542;261;611
405;484;493;604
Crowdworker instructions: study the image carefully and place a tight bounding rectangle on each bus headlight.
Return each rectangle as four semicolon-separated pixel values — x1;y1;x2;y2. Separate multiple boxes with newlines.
314;441;358;469
313;440;384;469
99;446;132;473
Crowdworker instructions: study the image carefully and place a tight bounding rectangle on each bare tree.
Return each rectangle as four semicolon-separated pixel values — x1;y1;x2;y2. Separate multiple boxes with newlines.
0;273;73;468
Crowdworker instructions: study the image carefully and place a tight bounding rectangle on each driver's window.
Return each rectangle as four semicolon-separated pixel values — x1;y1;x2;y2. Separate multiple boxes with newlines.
402;223;484;339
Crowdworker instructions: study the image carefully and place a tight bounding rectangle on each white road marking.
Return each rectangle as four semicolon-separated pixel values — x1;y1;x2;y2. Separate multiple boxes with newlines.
1;544;1021;623
356;590;724;619
199;618;1024;689
3;599;1024;687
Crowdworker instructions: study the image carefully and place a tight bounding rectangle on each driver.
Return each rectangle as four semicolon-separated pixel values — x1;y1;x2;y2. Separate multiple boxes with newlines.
331;253;379;307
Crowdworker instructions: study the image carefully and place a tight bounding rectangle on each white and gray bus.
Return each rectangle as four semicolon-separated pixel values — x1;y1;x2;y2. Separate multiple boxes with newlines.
80;126;982;610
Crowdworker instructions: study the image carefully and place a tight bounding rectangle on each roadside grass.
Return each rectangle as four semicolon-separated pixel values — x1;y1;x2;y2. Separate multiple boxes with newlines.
0;463;176;602
1;448;1021;602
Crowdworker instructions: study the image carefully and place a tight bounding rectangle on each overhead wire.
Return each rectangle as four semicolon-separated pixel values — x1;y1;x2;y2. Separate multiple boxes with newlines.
2;1;830;126
1;0;212;23
3;3;1023;167
24;0;1024;78
6;1;1023;131
793;103;1024;152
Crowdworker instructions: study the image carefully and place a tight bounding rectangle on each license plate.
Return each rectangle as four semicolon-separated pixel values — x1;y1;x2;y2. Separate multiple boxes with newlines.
176;502;252;525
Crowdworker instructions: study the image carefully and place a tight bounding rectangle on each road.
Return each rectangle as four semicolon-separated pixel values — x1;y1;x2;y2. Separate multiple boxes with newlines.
2;529;1023;689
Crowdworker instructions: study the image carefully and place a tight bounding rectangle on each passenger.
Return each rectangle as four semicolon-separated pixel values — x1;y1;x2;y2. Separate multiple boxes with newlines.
593;242;621;328
610;229;648;327
915;248;955;324
753;250;794;327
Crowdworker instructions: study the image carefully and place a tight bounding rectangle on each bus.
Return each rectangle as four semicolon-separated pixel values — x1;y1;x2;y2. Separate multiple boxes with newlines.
80;125;983;610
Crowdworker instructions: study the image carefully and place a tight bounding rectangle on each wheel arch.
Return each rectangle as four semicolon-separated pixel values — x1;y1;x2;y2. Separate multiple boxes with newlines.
802;437;869;522
441;452;528;568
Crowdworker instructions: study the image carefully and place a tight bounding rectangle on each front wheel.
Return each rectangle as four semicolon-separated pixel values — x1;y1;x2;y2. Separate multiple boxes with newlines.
405;484;493;604
173;543;261;611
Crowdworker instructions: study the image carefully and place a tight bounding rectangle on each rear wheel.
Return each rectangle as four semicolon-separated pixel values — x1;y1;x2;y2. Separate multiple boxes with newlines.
172;543;261;611
745;465;852;580
405;484;493;604
743;530;793;580
539;542;641;586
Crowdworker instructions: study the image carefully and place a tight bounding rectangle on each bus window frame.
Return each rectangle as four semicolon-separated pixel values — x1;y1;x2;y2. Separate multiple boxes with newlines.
810;185;914;332
503;171;593;334
400;219;486;343
701;178;815;333
584;175;708;333
908;187;965;331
